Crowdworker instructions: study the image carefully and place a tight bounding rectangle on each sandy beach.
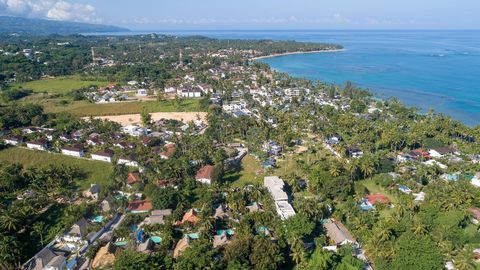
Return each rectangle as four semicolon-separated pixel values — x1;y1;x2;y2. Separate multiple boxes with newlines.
252;49;345;60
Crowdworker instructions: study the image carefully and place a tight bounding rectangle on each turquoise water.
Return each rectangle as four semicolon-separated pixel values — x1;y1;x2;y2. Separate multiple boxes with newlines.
252;30;480;126
90;30;480;126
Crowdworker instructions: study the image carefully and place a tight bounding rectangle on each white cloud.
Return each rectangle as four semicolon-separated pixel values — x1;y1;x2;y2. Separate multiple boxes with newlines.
0;0;99;23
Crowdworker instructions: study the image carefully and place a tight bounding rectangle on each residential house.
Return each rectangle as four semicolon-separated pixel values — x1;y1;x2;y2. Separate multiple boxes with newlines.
83;184;101;200
143;209;173;226
3;135;24;145
128;200;152;213
348;147;363;158
118;155;139;167
122;125;148;137
175;209;200;226
126;172;142;189
137;238;155;254
91;150;114;163
61;145;84;157
65;218;90;241
160;144;175;159
323;219;356;251
214;204;229;220
195;165;214;184
246;202;262;213
24;247;66;270
100;196;114;212
26;139;48;151
213;231;231;249
173;237;191;258
429;147;457;158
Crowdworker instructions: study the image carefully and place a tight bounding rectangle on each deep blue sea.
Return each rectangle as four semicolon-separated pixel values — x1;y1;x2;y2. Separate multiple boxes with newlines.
91;30;480;126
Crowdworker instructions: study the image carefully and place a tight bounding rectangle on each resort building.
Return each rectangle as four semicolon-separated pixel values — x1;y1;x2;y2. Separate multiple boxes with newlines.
263;176;296;220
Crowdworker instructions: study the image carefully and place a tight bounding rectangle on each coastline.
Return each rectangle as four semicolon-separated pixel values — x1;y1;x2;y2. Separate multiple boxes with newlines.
252;49;345;60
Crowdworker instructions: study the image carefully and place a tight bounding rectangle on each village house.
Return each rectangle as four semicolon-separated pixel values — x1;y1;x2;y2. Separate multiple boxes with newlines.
4;135;24;145
175;209;200;226
83;184;101;201
361;194;390;211
213;231;232;249
160;144;176;159
26;139;48;151
61;145;85;157
468;207;480;224
323;218;357;251
91;150;114;163
429;147;458;158
348;147;364;158
214;204;230;220
128;200;152;214
118;155;139;167
64;218;90;241
195;165;214;184
23;247;67;270
173;236;191;258
178;87;202;98
101;196;114;212
126;172;143;189
121;125;148;137
143;209;173;226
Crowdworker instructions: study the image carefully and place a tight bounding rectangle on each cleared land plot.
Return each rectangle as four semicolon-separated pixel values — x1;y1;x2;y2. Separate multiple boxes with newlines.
0;147;112;190
90;111;207;126
225;155;265;187
13;76;110;94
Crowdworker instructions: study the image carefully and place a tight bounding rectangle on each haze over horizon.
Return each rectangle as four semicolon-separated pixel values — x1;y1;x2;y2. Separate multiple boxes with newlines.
0;0;479;30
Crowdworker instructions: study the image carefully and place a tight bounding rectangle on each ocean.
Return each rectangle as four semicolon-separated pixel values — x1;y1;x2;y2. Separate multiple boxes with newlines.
92;30;480;126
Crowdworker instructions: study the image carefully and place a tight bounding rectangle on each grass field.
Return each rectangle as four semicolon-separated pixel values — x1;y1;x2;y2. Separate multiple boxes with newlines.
0;147;112;190
24;97;202;116
225;155;265;187
13;76;110;94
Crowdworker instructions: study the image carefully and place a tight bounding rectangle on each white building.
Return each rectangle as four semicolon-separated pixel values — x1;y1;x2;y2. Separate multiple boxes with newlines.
137;89;148;96
26;140;48;151
91;151;114;163
264;176;296;220
118;157;139;167
4;136;23;145
61;146;84;157
121;125;148;137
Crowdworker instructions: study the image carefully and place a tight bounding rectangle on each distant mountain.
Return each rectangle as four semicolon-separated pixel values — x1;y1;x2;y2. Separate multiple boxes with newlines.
0;16;129;35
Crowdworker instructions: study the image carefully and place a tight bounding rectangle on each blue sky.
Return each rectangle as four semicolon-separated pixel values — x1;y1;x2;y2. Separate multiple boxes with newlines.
1;0;479;29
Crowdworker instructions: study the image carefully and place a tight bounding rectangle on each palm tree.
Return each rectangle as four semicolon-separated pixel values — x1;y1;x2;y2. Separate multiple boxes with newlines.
31;221;46;247
0;211;19;232
454;249;476;270
290;237;306;270
411;218;428;236
329;163;341;177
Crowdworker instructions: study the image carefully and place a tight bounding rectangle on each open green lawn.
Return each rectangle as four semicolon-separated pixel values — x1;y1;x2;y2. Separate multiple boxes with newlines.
13;76;110;94
0;147;112;190
225;155;265;187
22;96;202;116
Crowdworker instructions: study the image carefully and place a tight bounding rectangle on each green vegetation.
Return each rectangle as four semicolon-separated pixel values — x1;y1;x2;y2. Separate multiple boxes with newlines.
13;76;109;94
225;155;264;187
0;147;112;189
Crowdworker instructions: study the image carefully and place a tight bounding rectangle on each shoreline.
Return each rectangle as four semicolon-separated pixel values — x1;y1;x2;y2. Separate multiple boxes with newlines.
251;49;345;60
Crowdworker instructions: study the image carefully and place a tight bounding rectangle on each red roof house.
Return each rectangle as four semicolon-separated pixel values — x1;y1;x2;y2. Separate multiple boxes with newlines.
128;200;152;213
195;165;214;184
126;172;141;186
365;194;390;205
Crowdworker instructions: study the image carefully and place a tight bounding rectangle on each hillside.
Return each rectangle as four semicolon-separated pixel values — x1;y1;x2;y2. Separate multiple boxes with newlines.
0;16;129;35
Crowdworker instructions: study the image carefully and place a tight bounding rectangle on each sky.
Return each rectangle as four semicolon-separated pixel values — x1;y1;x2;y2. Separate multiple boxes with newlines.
0;0;479;30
